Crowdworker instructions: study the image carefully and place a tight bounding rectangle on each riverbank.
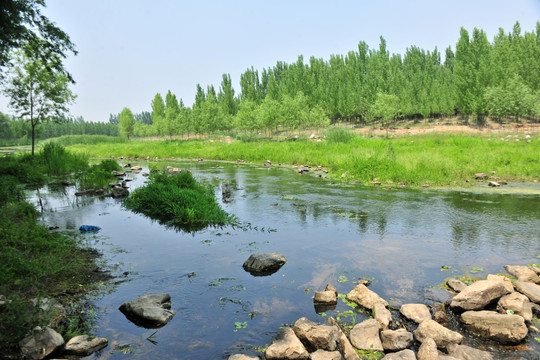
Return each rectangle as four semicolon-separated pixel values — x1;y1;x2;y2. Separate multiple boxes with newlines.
65;130;539;188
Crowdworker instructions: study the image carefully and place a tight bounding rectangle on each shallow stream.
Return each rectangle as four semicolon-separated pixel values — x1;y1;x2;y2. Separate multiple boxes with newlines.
33;161;540;359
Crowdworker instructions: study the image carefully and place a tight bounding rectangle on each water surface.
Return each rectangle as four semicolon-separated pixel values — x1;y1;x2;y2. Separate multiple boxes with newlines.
34;161;540;359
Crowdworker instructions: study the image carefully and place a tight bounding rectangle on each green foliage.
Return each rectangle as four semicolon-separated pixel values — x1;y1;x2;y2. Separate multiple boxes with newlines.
39;142;88;176
124;171;235;231
354;349;385;359
50;134;126;146
325;126;356;144
79;159;121;189
369;93;401;125
119;107;135;139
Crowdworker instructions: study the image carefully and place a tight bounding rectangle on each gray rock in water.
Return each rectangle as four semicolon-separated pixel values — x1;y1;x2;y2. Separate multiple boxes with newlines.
380;328;413;351
293;317;339;351
265;327;309;360
309;349;341;360
447;278;468;292
414;319;463;349
460;310;528;344
381;349;416;360
446;343;493;360
313;284;338;305
514;281;540;303
64;335;108;356
242;252;287;276
400;303;431;324
20;326;64;360
112;185;129;198
119;293;175;328
228;354;260;360
497;292;533;321
450;280;509;311
349;318;383;351
505;265;540;283
374;302;392;330
346;284;388;309
222;182;231;195
417;337;438;360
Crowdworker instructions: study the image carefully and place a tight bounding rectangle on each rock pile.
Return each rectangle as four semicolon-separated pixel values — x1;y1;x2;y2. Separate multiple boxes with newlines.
229;263;540;359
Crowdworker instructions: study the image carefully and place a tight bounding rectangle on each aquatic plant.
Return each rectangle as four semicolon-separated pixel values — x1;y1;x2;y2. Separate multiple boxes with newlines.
124;171;235;231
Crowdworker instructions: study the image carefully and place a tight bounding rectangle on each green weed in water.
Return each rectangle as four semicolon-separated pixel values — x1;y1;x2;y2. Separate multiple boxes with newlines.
469;267;484;273
234;321;247;332
354;349;384;359
338;275;349;283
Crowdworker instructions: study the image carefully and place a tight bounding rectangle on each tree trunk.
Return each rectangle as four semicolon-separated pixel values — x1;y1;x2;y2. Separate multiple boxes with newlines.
31;122;36;155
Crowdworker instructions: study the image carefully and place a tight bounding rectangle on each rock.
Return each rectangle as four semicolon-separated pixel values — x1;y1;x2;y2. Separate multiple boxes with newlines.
119;293;176;328
112;170;125;177
264;160;272;167
414;320;463;349
381;349;416;360
374;302;392;329
424;287;453;305
112;185;129;198
75;189;95;196
142;172;149;177
474;173;488;180
357;278;372;287
446;343;493;360
313;284;338;305
431;303;449;326
460;310;528;344
326;317;360;360
450;280;509;311
514;281;540;303
486;274;514;293
309;349;341;360
228;355;260;360
131;166;142;171
0;294;6;309
293;317;339;351
64;335;108;356
298;166;310;174
380;328;413;351
265;327;309;360
400;303;431;324
505;265;540;283
349;319;383;351
222;183;231;195
20;326;64;360
30;298;66;328
497;292;532;321
417;337;438;360
242;252;287;276
488;181;500;187
346;284;388;309
447;278;467;292
533;303;540;316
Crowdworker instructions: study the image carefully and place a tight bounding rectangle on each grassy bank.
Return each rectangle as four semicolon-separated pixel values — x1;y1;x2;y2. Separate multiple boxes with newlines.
66;132;539;186
0;145;115;353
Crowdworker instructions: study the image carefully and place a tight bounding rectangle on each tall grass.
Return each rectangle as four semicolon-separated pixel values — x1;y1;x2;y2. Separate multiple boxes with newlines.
324;126;357;143
48;134;127;147
124;171;235;231
66;132;540;186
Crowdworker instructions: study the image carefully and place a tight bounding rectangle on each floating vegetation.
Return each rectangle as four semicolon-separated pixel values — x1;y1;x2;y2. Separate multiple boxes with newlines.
441;265;452;271
234;321;247;332
209;277;236;287
469;267;484;273
337;275;349;283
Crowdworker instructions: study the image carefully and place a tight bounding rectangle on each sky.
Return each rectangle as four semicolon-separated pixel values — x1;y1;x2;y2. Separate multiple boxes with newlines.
1;0;539;122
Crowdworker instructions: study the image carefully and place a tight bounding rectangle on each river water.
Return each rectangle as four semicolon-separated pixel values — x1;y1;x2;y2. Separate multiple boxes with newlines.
33;161;540;359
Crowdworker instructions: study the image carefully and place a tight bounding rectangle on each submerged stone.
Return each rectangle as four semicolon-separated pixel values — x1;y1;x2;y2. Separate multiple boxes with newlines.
242;252;287;276
119;293;175;328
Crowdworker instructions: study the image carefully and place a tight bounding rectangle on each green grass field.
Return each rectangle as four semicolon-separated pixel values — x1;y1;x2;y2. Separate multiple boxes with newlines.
62;132;540;186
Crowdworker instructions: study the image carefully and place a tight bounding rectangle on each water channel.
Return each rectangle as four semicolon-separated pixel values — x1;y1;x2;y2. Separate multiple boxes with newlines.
33;161;540;359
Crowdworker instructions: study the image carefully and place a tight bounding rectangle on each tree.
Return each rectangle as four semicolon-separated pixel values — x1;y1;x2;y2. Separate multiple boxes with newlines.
118;107;135;139
151;93;165;135
0;0;76;80
2;42;75;154
369;93;401;127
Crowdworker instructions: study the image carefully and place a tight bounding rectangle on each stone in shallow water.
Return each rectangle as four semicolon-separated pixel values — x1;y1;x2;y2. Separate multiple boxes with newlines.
265;327;309;360
242;252;287;276
119;293;175;328
460;310;528;344
64;335;108;356
19;326;64;360
450;280;508;311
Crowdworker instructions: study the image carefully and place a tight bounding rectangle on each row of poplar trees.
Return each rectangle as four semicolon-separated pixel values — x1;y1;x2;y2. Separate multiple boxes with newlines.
124;22;540;138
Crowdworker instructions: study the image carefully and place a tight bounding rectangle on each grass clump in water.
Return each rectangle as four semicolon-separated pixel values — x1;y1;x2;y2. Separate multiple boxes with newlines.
124;171;235;231
79;159;121;189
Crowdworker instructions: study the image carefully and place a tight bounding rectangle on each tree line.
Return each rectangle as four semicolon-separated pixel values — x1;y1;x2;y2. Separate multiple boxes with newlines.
117;22;540;139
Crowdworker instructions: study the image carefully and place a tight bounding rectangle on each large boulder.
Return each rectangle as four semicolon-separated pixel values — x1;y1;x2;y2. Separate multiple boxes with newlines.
346;284;388;309
486;274;514;293
446;343;493;360
374;302;392;329
450;280;509;311
119;293;175;328
293;317;339;351
460;310;528;344
20;326;64;360
380;349;416;360
380;328;413;351
349;319;383;351
242;252;286;276
64;335;108;356
326;317;360;360
514;281;540;303
400;303;431;324
505;265;540;283
414;319;463;349
424;287;453;305
265;327;309;360
497;292;532;321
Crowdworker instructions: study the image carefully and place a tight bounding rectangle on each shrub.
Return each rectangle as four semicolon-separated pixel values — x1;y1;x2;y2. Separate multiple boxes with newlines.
325;126;357;143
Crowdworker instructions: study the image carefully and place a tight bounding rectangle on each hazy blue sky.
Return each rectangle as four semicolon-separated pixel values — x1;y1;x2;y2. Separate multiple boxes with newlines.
1;0;539;122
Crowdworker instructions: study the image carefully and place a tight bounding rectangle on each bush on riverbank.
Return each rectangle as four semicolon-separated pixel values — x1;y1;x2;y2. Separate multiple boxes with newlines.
124;171;235;231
